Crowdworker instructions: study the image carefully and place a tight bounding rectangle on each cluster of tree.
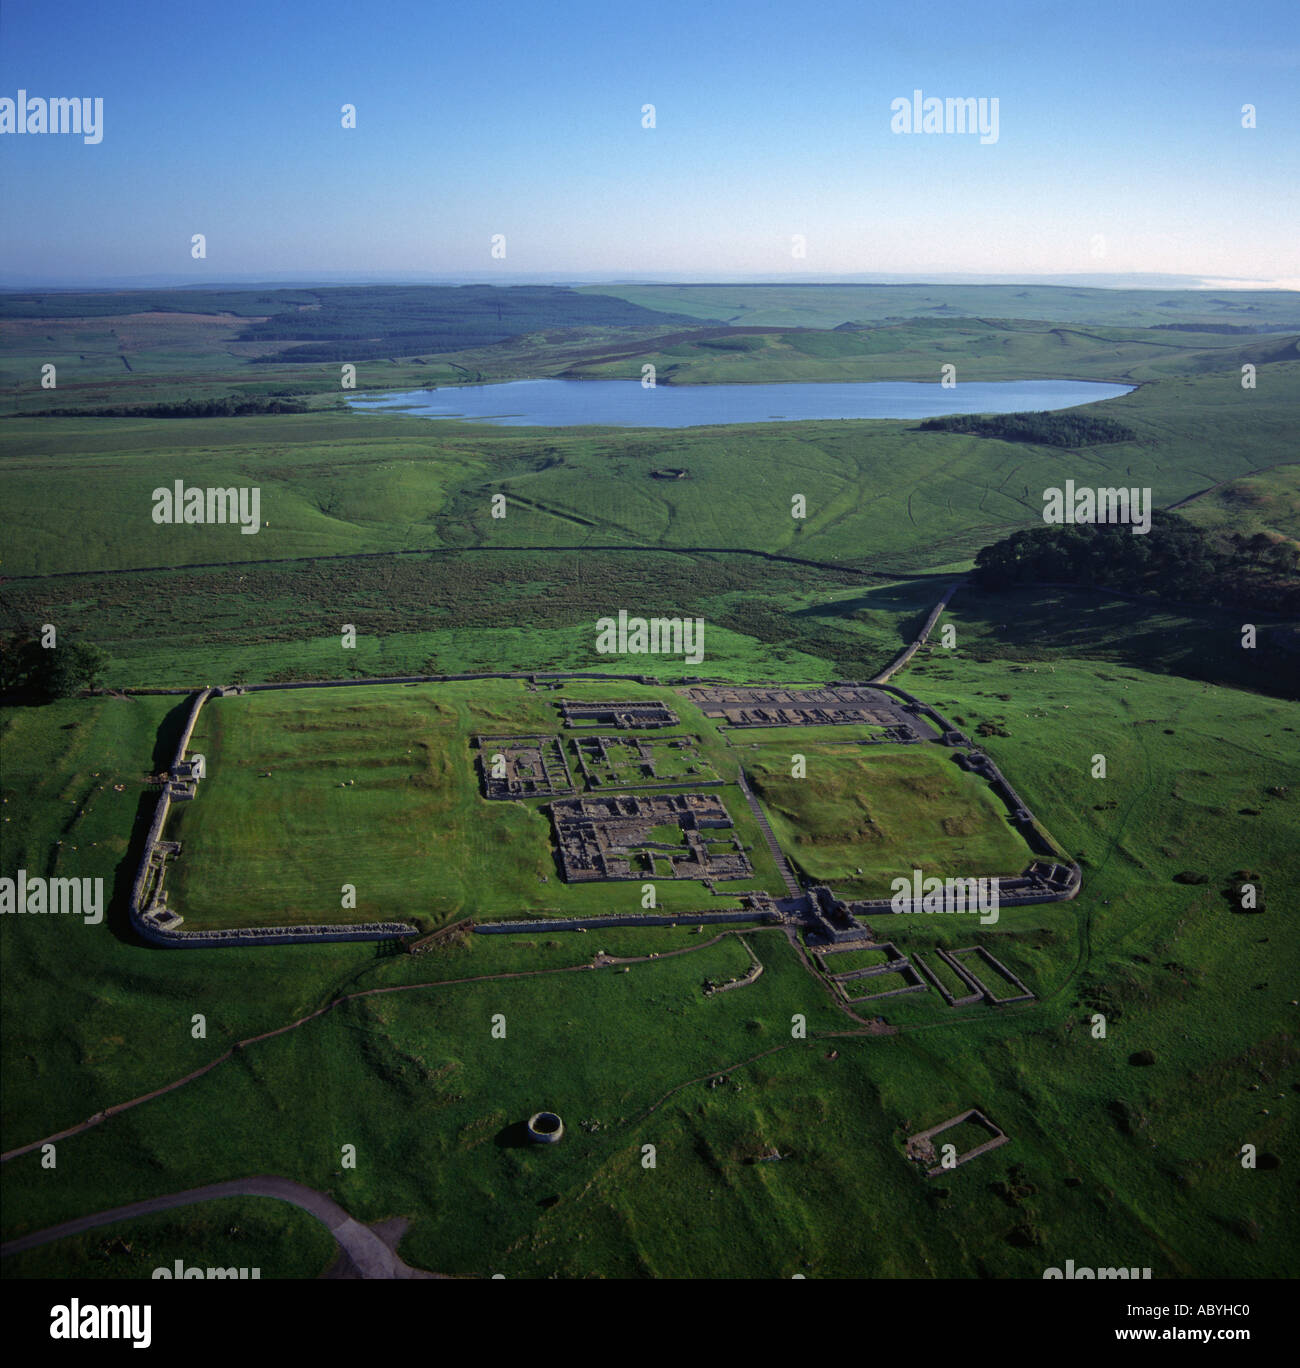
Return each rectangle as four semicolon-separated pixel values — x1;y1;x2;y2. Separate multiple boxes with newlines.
0;635;109;700
972;510;1300;614
25;396;309;418
918;411;1136;446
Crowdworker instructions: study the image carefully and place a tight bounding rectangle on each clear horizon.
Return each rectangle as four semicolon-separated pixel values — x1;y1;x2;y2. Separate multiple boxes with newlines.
2;0;1297;287
2;271;1298;294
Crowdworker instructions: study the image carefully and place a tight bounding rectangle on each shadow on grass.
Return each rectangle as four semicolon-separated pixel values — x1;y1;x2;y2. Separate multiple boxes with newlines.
494;1122;534;1149
151;694;200;773
102;691;203;950
104;789;160;948
790;579;951;623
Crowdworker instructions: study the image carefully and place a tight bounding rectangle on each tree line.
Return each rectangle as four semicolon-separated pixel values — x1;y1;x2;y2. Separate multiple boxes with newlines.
973;510;1299;614
0;635;108;700
918;411;1136;447
23;396;310;418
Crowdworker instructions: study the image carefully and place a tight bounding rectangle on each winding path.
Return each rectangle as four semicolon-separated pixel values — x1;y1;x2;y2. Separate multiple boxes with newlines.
0;934;755;1164
0;1175;438;1278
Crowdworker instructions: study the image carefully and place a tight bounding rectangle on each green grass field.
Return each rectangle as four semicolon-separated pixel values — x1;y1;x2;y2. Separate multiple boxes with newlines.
4;1198;338;1280
166;679;803;930
579;282;1300;331
746;742;1038;896
2;283;1297;1281
2;633;1297;1279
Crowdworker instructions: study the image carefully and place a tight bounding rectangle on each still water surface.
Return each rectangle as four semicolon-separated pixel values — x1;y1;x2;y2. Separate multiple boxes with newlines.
349;378;1134;428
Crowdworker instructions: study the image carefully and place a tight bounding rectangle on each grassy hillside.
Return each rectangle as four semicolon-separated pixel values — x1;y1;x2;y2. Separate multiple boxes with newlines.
0;553;942;691
3;365;1297;583
1176;462;1300;545
0;285;704;387
559;318;1299;385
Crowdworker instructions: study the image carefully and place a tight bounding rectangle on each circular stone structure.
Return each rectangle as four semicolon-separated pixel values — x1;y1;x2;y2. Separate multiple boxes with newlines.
526;1111;564;1144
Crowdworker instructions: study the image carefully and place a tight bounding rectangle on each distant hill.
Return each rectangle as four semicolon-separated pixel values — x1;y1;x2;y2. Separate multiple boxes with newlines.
234;285;709;362
0;284;708;362
581;282;1300;332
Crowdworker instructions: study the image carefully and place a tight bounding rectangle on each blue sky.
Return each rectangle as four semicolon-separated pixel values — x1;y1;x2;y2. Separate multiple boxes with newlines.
1;0;1296;285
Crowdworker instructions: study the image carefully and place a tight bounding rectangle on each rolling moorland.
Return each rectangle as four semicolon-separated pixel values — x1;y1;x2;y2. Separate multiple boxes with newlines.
1;282;1296;1279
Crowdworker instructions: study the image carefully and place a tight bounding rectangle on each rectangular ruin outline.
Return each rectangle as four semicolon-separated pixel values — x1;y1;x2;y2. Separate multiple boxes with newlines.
814;941;906;983
947;945;1036;1005
912;951;983;1007
683;684;937;740
475;733;577;800
569;731;723;792
557;698;680;729
545;789;755;885
905;1108;1010;1178
934;945;988;998
842;957;928;1004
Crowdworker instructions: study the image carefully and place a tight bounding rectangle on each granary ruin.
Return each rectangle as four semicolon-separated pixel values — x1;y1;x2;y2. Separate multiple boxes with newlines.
558;698;680;729
685;684;934;740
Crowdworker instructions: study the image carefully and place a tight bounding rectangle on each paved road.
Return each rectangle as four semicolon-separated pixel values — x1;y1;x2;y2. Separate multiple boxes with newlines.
0;1176;438;1279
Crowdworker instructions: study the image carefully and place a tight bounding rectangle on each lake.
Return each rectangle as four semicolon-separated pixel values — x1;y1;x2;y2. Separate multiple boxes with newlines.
349;378;1134;428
